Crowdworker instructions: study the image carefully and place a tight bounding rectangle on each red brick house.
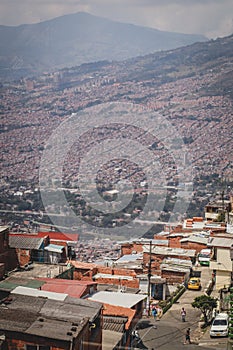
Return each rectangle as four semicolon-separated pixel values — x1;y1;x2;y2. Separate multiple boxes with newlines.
38;231;79;258
143;246;196;274
0;226;18;278
70;261;140;289
120;238;168;256
180;235;208;253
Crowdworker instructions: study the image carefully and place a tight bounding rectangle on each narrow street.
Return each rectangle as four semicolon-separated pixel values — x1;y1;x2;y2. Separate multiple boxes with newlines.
136;266;228;350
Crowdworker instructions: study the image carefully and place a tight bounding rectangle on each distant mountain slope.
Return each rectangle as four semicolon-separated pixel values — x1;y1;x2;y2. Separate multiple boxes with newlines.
120;33;232;73
0;12;207;81
119;33;233;98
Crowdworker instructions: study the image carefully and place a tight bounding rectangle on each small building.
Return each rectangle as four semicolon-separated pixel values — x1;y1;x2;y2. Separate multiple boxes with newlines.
0;287;103;350
92;272;139;289
88;291;147;320
0;226;18;277
120;238;168;256
38;231;79;258
160;258;192;286
102;303;136;350
137;274;167;300
39;278;98;298
9;234;67;265
44;243;66;264
205;200;231;222
143;246;196;274
180;234;209;253
69;261;98;280
114;253;143;273
9;234;48;266
88;291;147;349
208;236;233;290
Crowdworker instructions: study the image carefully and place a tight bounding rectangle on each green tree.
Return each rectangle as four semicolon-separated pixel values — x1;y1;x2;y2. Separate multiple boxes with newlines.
192;295;217;327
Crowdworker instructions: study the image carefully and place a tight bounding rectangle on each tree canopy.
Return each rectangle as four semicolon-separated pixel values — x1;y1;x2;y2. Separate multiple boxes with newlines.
192;295;217;327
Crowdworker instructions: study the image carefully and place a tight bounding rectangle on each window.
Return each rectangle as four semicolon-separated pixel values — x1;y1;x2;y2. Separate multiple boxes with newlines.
213;319;227;326
26;345;50;350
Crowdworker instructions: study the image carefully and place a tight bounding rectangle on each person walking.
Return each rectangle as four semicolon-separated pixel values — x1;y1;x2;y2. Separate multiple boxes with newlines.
181;307;186;322
151;306;158;321
184;328;191;344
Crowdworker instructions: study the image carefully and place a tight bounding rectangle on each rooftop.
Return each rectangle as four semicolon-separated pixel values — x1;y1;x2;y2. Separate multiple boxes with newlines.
0;292;102;341
143;245;196;257
93;273;134;281
0;226;9;233
88;291;147;308
9;235;44;249
180;235;209;245
12;285;68;301
116;253;143;263
0;276;45;292
208;236;233;248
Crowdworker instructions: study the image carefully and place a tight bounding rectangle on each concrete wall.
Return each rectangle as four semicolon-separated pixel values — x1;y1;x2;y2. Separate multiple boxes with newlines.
217;248;232;270
215;270;232;290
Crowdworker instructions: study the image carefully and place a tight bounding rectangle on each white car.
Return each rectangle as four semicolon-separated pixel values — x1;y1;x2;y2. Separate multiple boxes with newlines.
210;313;229;337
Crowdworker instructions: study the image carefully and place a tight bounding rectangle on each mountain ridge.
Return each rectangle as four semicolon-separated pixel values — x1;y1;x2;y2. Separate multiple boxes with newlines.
0;11;207;81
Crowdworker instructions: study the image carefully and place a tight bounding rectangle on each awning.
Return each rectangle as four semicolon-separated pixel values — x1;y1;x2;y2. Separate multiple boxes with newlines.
44;244;64;253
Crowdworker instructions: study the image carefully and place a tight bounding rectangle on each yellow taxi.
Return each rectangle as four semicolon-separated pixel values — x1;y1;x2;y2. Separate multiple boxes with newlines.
187;277;201;290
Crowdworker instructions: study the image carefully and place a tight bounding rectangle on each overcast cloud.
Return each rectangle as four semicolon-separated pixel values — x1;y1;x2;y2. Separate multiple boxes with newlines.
0;0;233;38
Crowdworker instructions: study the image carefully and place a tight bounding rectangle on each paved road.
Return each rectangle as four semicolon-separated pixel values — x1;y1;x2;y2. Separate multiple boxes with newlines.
135;266;228;350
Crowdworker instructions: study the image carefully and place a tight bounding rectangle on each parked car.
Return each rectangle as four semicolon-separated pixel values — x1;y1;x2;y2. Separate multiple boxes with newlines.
187;277;201;290
210;313;229;337
198;248;211;266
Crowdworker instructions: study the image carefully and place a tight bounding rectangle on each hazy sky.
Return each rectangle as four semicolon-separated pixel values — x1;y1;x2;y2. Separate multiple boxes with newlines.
1;0;233;39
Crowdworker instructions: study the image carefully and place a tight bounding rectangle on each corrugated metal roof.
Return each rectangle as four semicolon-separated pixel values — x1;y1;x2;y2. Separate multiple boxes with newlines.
180;236;208;244
208;237;233;248
143;245;196;257
161;264;190;273
162;257;192;267
103;316;127;332
0;292;102;341
88;291;147;308
12;286;68;301
41;283;87;298
38;231;79;242
116;253;142;263
9;235;44;249
0;277;45;291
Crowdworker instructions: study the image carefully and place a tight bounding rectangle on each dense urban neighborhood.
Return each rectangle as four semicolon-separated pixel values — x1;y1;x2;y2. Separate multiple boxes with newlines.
0;194;233;349
1;8;233;350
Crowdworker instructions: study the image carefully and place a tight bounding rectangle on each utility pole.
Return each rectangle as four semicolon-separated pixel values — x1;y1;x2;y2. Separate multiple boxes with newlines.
147;240;152;316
